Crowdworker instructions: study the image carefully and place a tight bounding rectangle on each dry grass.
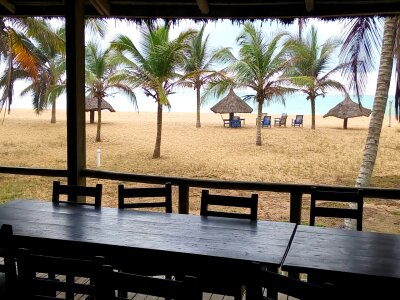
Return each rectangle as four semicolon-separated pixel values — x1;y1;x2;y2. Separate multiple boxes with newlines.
1;109;399;233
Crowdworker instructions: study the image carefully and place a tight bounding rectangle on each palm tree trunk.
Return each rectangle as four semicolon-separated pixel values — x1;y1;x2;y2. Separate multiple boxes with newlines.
343;17;397;230
196;84;201;128
153;102;163;158
96;98;102;142
51;101;56;123
311;98;316;129
256;100;263;146
356;17;396;188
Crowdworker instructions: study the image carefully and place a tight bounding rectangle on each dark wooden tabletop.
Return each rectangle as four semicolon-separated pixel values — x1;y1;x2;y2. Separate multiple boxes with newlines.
0;200;296;269
282;225;400;282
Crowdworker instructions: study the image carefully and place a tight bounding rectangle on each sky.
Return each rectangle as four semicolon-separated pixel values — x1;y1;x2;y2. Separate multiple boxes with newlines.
9;18;395;113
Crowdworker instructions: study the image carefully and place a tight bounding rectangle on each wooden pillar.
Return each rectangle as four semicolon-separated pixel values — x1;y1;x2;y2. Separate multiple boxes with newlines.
65;0;86;188
343;118;348;129
178;184;189;214
90;111;95;123
289;190;302;224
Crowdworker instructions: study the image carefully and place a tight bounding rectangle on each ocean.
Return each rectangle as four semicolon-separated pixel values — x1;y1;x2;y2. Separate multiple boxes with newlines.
105;90;394;116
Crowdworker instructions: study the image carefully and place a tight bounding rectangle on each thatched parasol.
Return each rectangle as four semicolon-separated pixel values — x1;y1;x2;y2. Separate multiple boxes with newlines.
323;96;371;129
210;88;253;121
85;96;115;124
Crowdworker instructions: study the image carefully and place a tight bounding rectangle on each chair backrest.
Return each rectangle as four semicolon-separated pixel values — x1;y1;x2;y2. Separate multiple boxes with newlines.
118;183;172;213
280;113;288;124
310;187;364;231
100;266;202;300
296;114;303;122
17;248;101;300
247;264;330;300
52;181;102;207
262;115;271;124
230;118;241;128
200;190;258;220
0;224;17;297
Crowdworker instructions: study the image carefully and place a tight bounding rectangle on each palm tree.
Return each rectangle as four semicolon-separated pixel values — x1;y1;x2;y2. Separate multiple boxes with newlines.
19;21;66;123
286;25;348;130
111;22;196;158
207;23;294;146
85;41;137;142
180;25;231;128
340;17;398;187
0;17;53;114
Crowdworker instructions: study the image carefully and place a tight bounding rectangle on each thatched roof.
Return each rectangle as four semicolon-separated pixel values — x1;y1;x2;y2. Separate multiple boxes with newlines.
210;89;253;114
323;96;371;119
85;96;116;112
1;1;399;19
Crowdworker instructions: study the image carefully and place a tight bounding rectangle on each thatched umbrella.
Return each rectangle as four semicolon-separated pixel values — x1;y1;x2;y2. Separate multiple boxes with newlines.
210;88;253;121
85;96;116;124
323;96;372;129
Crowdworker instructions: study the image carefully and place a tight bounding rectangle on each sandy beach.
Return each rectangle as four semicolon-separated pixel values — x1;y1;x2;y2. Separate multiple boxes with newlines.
1;109;399;232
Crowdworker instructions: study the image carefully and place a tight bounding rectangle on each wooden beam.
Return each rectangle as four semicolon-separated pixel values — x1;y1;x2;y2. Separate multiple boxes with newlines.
305;0;314;12
89;0;110;16
196;0;209;14
65;0;86;187
0;0;15;14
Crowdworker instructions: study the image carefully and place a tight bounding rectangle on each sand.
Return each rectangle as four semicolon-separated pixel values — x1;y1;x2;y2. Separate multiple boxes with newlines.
0;109;399;233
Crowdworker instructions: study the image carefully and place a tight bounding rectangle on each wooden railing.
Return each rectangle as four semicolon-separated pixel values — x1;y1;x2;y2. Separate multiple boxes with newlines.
2;166;400;225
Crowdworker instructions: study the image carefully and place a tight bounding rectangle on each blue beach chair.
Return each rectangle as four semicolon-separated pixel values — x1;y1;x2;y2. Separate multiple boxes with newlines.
261;115;271;128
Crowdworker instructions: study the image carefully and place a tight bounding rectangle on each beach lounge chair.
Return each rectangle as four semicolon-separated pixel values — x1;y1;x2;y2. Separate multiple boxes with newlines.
291;115;304;127
261;115;271;128
274;113;287;127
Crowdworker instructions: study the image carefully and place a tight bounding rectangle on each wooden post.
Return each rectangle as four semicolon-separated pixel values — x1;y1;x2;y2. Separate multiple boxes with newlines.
289;190;302;224
65;0;86;198
178;184;189;214
90;111;95;124
289;190;303;280
343;118;348;129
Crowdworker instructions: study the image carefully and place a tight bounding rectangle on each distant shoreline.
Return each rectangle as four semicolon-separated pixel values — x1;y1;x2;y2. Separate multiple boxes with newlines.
4;108;395;130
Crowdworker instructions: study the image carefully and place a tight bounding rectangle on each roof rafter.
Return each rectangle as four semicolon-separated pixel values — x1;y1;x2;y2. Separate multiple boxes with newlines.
89;0;110;16
196;0;209;14
305;0;314;12
0;0;15;13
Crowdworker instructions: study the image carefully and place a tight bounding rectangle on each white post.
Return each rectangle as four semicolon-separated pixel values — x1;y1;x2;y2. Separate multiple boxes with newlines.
96;148;101;167
389;100;392;127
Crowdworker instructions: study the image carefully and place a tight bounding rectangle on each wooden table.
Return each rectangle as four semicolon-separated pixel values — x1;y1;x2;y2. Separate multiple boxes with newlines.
282;225;400;296
0;200;295;274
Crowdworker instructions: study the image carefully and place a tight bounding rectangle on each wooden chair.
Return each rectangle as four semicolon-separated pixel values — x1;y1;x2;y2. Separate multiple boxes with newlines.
199;190;258;299
247;263;331;300
310;187;364;231
201;190;258;220
17;248;102;300
100;265;202;300
52;181;102;207
274;113;287;127
0;224;17;300
118;182;172;213
261;115;271;128
291;114;304;127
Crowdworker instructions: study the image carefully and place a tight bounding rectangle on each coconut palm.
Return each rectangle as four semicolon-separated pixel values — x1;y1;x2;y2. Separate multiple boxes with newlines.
85;41;137;142
286;25;348;130
180;25;231;128
340;17;397;187
111;22;196;158
19;21;66;123
0;17;53;113
206;23;294;146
